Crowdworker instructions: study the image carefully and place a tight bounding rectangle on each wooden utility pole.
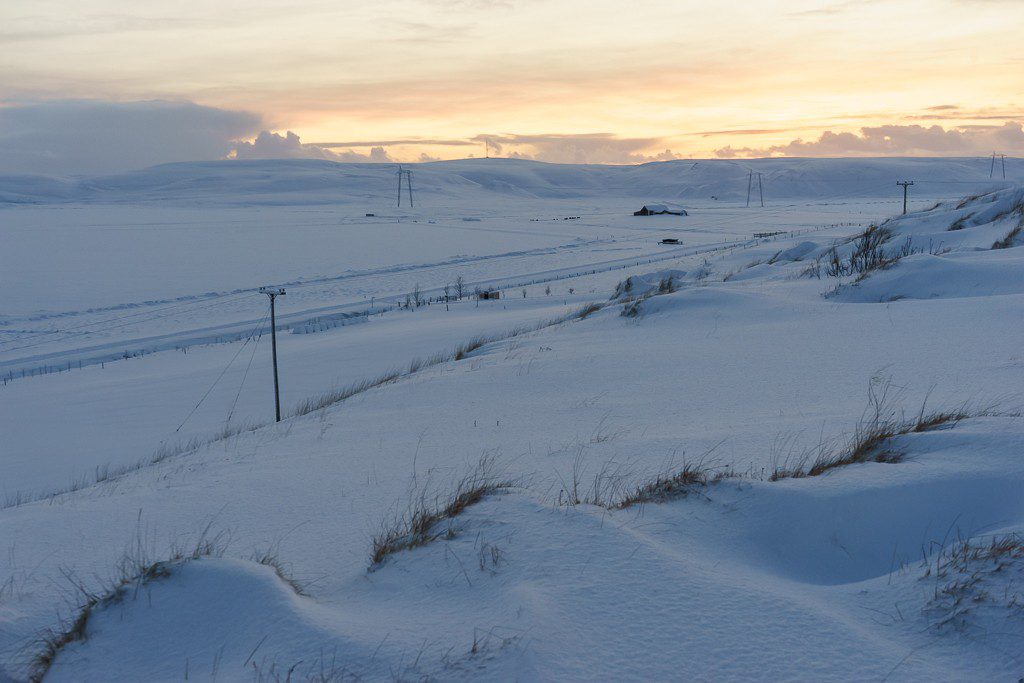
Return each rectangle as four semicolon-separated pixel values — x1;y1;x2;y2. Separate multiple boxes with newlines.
259;287;286;422
746;171;764;207
396;166;414;207
990;152;1007;179
897;180;914;215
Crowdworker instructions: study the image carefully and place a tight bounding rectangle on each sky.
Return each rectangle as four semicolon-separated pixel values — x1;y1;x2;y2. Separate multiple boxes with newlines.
2;0;1024;174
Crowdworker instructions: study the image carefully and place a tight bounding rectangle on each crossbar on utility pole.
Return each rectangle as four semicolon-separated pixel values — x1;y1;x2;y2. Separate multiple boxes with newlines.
897;180;914;215
259;287;286;421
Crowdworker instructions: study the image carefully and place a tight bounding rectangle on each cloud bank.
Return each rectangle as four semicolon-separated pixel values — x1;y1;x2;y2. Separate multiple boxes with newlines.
3;99;1020;176
0;100;262;175
0;101;396;175
233;131;394;163
473;134;680;164
716;123;1024;158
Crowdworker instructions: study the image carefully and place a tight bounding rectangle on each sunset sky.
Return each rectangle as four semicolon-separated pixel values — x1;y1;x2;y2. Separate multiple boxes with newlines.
2;0;1024;172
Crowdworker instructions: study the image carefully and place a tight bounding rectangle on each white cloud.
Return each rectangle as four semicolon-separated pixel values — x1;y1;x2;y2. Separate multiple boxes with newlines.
0;99;262;175
716;122;1024;158
233;130;394;163
473;133;680;164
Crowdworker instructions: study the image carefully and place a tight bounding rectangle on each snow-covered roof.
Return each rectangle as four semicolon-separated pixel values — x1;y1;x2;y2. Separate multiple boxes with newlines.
638;203;687;214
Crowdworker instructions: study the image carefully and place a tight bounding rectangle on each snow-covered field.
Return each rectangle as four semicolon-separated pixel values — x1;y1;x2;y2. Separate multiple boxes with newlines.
1;157;1023;681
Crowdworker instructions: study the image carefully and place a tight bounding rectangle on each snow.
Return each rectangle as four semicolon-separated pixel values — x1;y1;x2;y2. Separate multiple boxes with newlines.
1;157;1023;681
770;240;818;262
36;420;1024;681
833;250;1024;302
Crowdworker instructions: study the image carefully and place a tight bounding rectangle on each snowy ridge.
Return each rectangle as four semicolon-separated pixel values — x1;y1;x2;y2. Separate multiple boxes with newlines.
37;419;1024;681
827;186;1024;301
1;156;1016;206
2;180;1024;681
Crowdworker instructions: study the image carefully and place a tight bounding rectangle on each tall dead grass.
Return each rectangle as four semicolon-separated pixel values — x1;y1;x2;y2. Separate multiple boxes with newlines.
370;454;516;567
770;381;1004;480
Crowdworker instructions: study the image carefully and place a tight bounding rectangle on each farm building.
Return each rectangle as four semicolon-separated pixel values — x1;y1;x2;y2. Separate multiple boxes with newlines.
634;203;687;216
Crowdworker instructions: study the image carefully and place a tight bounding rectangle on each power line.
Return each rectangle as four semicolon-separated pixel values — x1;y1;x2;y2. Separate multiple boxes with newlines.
172;309;269;434
225;309;269;427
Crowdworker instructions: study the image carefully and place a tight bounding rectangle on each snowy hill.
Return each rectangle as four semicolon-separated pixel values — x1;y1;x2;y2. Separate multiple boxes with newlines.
0;156;1017;205
1;168;1023;680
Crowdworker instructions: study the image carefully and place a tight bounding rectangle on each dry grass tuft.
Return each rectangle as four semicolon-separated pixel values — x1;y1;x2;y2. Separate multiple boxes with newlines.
574;302;603;320
947;212;974;231
620;297;645;318
370;455;515;568
824;224;901;279
293;370;403;416
955;191;997;210
924;533;1024;631
612;276;635;298
554;441;735;510
252;549;307;596
771;381;999;481
992;219;1023;249
612;462;714;509
30;526;226;681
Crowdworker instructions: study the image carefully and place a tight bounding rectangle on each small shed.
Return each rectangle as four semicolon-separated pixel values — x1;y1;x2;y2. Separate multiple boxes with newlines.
634;203;687;216
477;290;501;300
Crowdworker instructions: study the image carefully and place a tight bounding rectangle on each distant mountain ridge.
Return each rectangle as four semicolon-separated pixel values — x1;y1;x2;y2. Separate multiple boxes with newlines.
0;156;1017;206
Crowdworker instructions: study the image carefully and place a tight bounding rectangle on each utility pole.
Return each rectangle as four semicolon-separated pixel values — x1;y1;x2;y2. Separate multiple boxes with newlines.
746;171;764;207
897;180;914;215
990;152;1007;179
396;166;414;207
259;287;286;422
